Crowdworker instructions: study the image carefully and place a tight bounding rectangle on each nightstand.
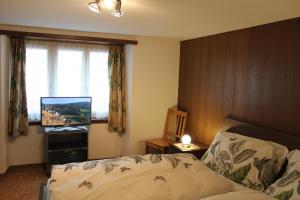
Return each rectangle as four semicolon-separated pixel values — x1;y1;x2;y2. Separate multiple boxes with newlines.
167;142;208;159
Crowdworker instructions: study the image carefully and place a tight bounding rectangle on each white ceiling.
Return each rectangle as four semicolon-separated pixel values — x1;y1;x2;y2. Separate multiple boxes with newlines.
0;0;299;40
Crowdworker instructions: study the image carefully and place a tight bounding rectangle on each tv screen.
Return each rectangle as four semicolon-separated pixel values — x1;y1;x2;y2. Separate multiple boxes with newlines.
41;97;92;127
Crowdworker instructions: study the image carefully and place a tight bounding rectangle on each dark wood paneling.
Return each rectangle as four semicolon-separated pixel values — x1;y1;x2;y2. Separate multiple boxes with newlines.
222;117;300;150
178;17;300;145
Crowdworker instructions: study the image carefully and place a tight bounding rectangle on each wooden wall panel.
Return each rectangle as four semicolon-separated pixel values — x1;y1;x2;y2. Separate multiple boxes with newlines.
178;18;300;145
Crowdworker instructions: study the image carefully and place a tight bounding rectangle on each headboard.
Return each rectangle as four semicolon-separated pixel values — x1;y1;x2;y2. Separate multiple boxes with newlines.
222;116;300;150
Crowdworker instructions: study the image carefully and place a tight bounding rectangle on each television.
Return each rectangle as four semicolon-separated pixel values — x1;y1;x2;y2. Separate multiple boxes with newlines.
41;97;92;127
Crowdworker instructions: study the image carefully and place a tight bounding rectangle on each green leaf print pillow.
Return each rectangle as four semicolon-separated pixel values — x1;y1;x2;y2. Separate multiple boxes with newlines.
265;150;300;200
201;131;288;191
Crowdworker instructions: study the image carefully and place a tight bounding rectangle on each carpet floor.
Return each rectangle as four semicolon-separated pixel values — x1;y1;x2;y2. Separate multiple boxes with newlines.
0;164;48;200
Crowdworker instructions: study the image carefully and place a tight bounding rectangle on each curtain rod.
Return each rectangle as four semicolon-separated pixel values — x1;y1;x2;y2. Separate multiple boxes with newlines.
0;29;138;45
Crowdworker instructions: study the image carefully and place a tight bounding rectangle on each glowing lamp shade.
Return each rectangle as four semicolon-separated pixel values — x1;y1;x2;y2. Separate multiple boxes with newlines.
102;0;114;9
181;134;192;147
88;0;101;13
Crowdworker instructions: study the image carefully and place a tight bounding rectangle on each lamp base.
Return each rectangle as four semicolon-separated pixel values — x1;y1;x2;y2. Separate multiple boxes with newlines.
181;144;191;148
173;143;201;151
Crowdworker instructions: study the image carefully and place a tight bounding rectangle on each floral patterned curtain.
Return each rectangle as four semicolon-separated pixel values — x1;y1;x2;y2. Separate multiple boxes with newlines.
8;38;29;137
108;45;126;135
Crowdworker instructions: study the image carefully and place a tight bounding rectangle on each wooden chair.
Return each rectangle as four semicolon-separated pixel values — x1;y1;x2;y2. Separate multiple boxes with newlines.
145;107;187;154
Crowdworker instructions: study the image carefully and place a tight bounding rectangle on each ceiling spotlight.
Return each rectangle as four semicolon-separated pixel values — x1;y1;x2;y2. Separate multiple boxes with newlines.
112;0;124;17
88;0;124;17
88;0;101;13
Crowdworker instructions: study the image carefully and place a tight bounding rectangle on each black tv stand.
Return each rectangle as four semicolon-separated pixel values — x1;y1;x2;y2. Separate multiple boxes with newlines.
44;126;89;174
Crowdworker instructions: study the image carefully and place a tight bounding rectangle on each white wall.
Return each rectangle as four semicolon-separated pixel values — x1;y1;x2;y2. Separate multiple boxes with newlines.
88;124;122;159
0;35;9;173
1;25;180;166
8;124;122;165
122;44;134;156
123;36;180;154
8;126;44;165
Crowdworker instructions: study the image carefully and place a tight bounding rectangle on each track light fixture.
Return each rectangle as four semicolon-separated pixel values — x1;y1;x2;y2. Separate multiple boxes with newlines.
112;0;124;17
88;0;124;17
88;0;101;13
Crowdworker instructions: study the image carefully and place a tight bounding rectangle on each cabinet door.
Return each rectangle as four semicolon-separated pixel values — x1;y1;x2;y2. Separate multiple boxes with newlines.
48;148;88;165
147;146;166;154
166;146;181;154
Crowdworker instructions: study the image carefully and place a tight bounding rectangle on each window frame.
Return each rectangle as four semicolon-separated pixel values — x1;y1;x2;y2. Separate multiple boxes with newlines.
28;119;108;126
25;40;110;124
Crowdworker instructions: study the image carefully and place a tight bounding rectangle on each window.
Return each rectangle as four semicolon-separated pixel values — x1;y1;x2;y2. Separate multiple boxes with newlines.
25;40;109;121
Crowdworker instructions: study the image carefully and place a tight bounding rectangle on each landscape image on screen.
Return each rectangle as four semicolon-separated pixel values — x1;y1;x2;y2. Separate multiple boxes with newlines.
41;97;91;126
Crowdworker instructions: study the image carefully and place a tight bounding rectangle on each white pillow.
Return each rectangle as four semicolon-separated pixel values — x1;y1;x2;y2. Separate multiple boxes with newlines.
265;150;300;200
201;131;289;191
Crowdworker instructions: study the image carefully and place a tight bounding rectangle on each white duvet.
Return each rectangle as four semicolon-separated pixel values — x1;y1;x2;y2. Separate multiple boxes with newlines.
49;154;273;200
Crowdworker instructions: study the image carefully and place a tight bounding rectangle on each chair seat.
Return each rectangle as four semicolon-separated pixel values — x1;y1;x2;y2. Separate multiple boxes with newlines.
145;138;173;148
145;107;187;154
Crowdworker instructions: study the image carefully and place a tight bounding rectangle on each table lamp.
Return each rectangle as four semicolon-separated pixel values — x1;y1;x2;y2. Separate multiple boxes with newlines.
181;134;192;148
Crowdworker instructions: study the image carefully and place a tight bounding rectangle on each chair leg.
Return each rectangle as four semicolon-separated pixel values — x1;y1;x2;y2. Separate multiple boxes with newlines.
145;144;149;154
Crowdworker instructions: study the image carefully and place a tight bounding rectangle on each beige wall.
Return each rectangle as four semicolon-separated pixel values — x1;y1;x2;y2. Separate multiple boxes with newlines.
88;124;122;159
1;25;180;166
122;44;134;156
123;36;180;154
0;35;9;173
8;126;44;165
8;124;122;166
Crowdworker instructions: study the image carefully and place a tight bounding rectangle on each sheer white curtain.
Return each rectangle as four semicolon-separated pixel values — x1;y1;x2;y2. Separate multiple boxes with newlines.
25;40;109;120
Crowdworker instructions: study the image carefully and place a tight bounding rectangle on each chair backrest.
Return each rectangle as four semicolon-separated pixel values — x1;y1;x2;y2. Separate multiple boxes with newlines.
162;107;187;141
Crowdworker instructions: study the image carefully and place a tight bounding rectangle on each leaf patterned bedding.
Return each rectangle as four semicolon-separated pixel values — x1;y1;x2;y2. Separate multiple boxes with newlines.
265;150;300;200
199;190;275;200
49;154;236;200
201;131;288;191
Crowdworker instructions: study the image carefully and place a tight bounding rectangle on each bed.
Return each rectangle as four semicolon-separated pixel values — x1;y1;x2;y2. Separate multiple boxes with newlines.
40;117;300;200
